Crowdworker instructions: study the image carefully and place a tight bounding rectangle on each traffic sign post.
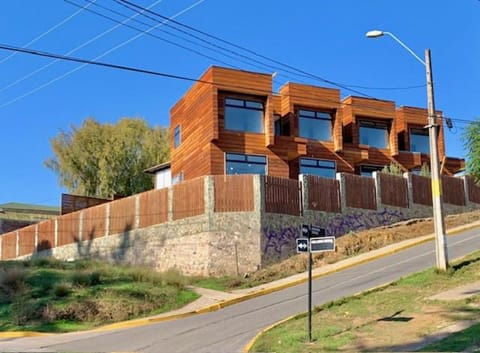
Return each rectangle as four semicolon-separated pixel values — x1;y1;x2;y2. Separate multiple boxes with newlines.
310;237;336;253
296;238;309;253
300;225;336;342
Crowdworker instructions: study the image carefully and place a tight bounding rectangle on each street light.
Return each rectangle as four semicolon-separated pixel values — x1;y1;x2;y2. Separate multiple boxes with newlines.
366;30;448;271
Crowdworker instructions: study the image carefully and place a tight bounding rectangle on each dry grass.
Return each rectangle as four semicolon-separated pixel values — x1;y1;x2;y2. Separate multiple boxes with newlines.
242;210;480;287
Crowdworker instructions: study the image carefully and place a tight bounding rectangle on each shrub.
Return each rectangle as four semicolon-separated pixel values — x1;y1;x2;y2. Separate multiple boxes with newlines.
161;268;186;288
420;162;431;177
71;271;102;287
10;298;43;325
381;163;404;176
53;283;71;297
0;266;26;303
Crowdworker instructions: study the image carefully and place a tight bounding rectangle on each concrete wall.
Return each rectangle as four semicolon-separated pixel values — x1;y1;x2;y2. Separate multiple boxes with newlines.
6;173;480;276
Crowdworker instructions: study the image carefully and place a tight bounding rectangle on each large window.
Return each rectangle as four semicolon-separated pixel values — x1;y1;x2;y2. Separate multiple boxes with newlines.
224;98;264;133
359;120;389;149
410;128;429;154
300;158;336;178
298;109;332;141
225;153;266;175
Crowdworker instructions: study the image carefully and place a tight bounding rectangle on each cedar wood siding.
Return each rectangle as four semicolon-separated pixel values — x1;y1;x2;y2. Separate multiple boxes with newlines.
342;96;398;157
279;83;343;152
169;66;463;181
211;67;277;176
170;68;217;180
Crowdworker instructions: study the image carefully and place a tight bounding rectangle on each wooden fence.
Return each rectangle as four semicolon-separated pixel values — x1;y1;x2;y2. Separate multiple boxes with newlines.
442;176;466;206
138;188;169;228
18;225;36;256
57;211;81;247
344;174;377;210
37;219;55;251
379;173;409;208
173;177;205;220
61;193;111;215
265;176;301;216
2;173;480;261
214;175;254;212
467;176;480;204
412;174;433;206
109;196;136;234
307;175;341;213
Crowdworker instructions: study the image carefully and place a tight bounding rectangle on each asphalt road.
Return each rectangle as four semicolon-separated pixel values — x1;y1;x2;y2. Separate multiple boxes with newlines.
2;227;480;353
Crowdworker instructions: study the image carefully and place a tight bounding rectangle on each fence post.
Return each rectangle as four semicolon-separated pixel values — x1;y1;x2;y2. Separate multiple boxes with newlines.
299;174;308;215
336;173;347;212
105;203;110;237
134;194;141;230
167;186;174;222
462;175;473;208
403;172;414;209
372;171;382;209
204;176;215;229
34;224;39;254
0;235;2;260
253;174;265;213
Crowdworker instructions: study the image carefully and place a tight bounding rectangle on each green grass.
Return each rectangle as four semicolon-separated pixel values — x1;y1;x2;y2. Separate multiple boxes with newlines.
250;251;480;352
419;322;480;352
0;258;199;333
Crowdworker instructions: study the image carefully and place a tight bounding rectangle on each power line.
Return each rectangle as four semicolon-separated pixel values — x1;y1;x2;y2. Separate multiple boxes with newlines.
0;0;206;109
0;0;164;95
0;41;476;126
0;0;95;65
64;0;236;68
118;0;426;94
68;0;315;86
116;0;373;97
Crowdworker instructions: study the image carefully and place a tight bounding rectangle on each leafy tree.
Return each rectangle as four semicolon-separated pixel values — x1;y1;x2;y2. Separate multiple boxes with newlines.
463;119;480;181
45;117;169;198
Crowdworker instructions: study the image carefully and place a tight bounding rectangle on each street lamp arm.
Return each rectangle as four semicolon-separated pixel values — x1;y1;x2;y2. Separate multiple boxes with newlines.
382;31;426;66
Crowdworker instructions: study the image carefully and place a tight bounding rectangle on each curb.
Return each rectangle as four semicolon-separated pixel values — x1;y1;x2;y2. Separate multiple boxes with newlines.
1;221;479;340
241;222;480;352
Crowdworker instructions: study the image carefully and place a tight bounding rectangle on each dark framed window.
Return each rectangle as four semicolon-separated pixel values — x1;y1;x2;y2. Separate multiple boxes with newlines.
360;165;383;177
410;128;429;154
298;109;333;141
224;97;264;133
174;125;181;148
225;153;266;175
359;120;389;148
300;158;336;178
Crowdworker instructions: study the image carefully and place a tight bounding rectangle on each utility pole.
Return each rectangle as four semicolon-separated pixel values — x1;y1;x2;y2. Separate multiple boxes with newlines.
425;49;448;271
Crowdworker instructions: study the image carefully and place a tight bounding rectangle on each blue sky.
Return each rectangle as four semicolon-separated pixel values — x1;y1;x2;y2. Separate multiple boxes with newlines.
0;0;478;207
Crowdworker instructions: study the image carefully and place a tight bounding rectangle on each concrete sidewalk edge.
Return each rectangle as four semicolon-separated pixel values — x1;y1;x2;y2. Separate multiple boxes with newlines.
1;221;479;340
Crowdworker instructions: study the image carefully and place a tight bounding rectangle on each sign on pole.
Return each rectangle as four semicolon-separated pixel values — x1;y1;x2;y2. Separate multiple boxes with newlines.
311;225;326;237
296;238;309;253
310;236;336;253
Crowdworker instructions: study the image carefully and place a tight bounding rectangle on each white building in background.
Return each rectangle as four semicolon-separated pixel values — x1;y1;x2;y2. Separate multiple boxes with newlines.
144;162;171;189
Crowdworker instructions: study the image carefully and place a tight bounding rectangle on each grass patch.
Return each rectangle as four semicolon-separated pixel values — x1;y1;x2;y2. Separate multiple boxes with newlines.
419;322;480;352
0;259;199;333
250;251;480;352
